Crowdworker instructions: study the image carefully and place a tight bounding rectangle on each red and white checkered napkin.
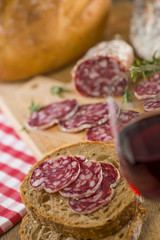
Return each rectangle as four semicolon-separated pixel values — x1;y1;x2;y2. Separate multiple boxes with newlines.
0;110;36;236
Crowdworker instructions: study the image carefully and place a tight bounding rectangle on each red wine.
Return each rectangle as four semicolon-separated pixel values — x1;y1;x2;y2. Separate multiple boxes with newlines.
119;113;160;200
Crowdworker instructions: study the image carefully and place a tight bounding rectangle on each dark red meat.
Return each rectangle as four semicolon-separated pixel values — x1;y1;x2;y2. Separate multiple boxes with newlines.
26;99;78;130
30;156;80;193
134;73;160;100
87;110;140;143
68;163;120;214
60;156;102;198
59;101;118;133
72;40;134;98
143;95;160;112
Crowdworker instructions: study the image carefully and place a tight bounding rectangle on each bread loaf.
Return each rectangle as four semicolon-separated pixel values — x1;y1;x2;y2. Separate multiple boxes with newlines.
19;207;145;240
20;142;143;239
130;0;160;60
0;0;111;82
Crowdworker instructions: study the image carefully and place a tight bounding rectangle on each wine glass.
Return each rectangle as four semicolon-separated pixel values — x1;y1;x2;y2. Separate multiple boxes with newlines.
108;64;160;201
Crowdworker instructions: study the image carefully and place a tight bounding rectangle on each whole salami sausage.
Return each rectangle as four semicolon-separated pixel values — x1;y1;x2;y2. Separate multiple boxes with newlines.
60;156;103;198
87;110;140;143
134;73;160;100
30;156;80;193
26;99;78;130
130;0;160;60
59;101;119;133
68;163;120;214
72;39;134;98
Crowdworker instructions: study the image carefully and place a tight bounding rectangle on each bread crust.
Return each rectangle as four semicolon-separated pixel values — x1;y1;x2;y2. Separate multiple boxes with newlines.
0;0;111;82
19;206;146;240
20;142;142;239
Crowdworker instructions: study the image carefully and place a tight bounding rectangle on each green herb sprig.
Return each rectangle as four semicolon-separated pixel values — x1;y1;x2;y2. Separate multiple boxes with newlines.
122;87;133;104
29;100;43;114
50;86;68;97
130;51;160;83
21;126;26;131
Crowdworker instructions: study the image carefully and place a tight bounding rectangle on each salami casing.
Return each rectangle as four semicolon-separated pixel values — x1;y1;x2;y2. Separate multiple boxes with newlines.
68;163;120;214
26;99;78;130
60;156;102;198
59;101;117;133
30;156;80;193
134;73;160;100
130;0;160;60
72;39;134;97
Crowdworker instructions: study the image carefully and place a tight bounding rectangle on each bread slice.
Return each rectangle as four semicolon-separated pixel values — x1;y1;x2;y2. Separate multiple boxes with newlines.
20;142;142;239
19;207;145;240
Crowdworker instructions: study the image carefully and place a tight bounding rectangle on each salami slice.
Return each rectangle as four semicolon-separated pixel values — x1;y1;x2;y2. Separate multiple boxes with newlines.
30;156;80;193
86;121;113;143
59;101;118;133
118;110;141;129
68;163;120;214
143;95;160;112
134;73;160;100
72;39;134;97
86;110;140;143
60;157;103;198
26;99;78;130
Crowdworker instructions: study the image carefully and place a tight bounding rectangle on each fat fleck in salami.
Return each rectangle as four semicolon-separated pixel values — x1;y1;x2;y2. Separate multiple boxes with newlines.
26;99;78;130
60;156;103;198
143;95;160;112
87;110;140;143
59;101;118;133
134;73;160;100
72;39;134;97
68;163;120;214
30;156;80;193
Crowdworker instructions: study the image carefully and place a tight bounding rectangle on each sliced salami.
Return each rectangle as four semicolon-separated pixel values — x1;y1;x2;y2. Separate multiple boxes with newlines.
60;157;103;198
26;99;78;130
72;39;134;97
134;73;160;100
143;95;160;112
118;110;141;129
68;163;120;214
86;121;113;143
59;101;118;133
86;110;140;143
30;156;80;193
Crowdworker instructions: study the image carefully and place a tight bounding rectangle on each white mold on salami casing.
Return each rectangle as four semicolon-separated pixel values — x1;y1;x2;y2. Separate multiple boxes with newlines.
130;0;160;60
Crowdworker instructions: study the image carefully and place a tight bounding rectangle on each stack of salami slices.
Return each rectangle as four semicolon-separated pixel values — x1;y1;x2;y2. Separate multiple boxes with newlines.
19;142;145;240
134;73;160;112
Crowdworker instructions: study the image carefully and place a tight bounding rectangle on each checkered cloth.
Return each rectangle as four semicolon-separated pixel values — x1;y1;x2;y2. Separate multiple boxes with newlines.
0;110;36;236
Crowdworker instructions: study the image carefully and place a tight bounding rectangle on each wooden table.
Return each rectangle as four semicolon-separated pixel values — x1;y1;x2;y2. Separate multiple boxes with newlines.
2;1;160;240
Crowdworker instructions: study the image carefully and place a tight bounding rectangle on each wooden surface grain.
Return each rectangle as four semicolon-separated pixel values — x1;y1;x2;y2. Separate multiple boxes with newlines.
2;1;160;240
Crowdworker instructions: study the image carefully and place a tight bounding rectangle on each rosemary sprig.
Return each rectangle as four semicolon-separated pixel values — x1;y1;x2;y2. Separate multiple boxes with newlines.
122;87;133;104
50;86;68;97
130;51;160;82
21;126;26;131
29;100;43;114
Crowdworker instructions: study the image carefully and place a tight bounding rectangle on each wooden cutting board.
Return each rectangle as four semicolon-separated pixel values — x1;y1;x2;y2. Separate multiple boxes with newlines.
1;1;160;240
